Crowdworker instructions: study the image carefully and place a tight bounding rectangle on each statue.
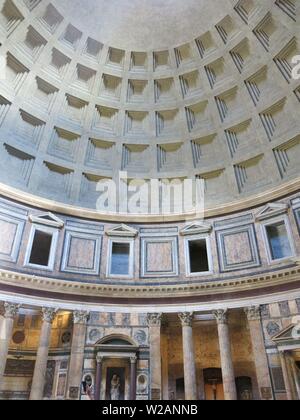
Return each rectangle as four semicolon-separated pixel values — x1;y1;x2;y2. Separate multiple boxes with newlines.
241;389;252;400
110;374;121;400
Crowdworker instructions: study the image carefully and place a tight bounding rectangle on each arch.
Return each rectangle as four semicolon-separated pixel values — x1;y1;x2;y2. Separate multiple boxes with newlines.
96;333;138;347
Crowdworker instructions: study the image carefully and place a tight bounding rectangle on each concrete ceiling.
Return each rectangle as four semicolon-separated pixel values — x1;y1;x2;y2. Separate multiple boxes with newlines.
52;0;228;50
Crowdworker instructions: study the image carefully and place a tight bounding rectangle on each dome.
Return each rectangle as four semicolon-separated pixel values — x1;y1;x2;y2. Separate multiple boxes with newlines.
0;0;299;403
0;0;299;218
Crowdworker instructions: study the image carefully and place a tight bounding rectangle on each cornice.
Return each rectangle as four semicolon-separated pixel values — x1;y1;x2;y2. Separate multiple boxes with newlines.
0;266;300;302
0;177;299;223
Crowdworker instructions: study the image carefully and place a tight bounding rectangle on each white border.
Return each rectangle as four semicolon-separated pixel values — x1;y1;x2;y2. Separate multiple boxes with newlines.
184;234;213;277
24;224;59;271
261;214;295;264
106;237;134;279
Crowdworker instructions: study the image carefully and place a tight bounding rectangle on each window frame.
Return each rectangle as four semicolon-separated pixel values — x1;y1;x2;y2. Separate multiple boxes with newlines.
184;234;213;277
24;224;59;271
106;237;135;279
261;214;295;264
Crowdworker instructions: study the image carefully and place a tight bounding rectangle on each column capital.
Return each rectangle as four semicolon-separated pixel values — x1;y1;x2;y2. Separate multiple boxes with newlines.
42;307;57;324
130;356;137;364
73;310;89;325
244;306;261;321
213;309;228;325
96;355;104;364
147;313;163;327
4;302;19;319
178;312;194;327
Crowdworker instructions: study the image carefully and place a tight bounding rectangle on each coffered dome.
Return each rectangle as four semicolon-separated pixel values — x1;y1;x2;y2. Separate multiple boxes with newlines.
0;0;299;217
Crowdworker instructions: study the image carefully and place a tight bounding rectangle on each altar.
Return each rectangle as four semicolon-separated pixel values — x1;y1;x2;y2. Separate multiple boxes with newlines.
93;335;139;401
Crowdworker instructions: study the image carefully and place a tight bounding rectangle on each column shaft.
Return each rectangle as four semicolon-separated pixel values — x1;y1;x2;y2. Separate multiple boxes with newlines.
130;357;137;400
214;310;237;401
94;357;103;401
245;307;273;400
66;311;89;400
30;308;56;400
290;357;300;400
147;313;162;400
279;351;293;401
161;332;169;400
179;313;197;400
0;303;19;383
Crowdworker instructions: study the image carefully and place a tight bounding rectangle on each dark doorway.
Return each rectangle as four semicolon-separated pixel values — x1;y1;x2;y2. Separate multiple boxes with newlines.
236;376;253;400
204;368;224;400
176;377;185;400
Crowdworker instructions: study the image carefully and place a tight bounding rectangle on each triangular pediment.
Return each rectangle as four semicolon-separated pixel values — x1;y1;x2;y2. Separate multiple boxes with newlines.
180;221;212;236
29;212;64;229
106;224;138;238
255;202;288;221
272;322;300;343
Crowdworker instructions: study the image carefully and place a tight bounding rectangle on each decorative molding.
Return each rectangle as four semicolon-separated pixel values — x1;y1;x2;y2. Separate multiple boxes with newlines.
73;310;89;325
0;213;25;263
4;302;19;318
178;312;194;327
61;230;102;275
0;265;299;301
213;309;228;324
180;221;212;236
106;224;138;238
29;212;64;228
147;313;162;327
140;237;179;278
255;203;289;222
244;306;261;321
41;307;57;323
216;224;261;272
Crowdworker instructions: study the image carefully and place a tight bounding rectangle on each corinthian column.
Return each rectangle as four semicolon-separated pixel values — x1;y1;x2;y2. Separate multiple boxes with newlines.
245;306;273;400
30;307;57;400
178;312;197;400
147;313;162;400
213;309;237;400
0;303;19;383
66;311;89;400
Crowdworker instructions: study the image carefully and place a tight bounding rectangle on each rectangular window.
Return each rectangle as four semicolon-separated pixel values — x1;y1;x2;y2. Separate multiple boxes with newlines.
185;236;212;276
25;225;59;270
265;221;292;260
188;239;209;273
110;242;130;275
29;229;53;266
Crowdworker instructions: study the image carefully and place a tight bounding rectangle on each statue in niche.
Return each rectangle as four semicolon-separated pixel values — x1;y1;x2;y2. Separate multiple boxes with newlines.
241;389;252;400
110;374;121;400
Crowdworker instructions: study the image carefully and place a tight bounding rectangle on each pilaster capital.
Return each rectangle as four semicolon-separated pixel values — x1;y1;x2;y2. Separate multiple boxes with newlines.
42;307;57;324
73;310;89;325
4;302;20;319
147;313;163;327
178;312;194;327
244;306;261;321
213;309;228;325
